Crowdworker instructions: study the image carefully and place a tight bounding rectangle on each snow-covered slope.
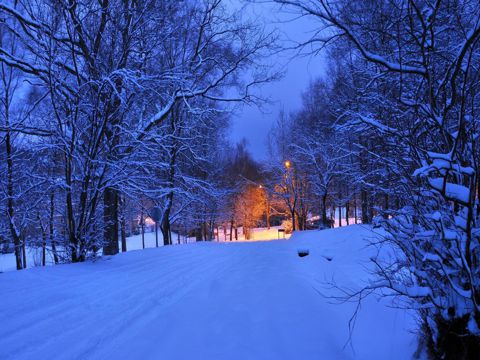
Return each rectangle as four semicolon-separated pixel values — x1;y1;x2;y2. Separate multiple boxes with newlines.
0;225;417;359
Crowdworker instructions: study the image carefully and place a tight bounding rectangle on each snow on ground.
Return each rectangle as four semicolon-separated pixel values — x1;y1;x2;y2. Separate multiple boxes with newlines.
119;230;187;250
0;245;51;272
0;230;177;272
245;225;291;240
216;225;291;241
0;225;417;359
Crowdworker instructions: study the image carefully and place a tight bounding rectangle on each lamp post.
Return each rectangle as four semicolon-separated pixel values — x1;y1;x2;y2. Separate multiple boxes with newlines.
283;160;296;231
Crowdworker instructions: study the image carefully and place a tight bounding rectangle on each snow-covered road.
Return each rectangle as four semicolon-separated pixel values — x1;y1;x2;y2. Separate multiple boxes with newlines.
0;226;417;359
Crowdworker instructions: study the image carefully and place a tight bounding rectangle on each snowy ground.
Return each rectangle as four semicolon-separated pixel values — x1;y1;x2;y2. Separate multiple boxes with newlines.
0;225;418;359
216;225;291;241
0;226;287;272
0;230;177;272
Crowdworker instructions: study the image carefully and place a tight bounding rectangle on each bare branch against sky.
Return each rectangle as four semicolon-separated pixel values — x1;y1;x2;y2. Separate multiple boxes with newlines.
227;0;326;160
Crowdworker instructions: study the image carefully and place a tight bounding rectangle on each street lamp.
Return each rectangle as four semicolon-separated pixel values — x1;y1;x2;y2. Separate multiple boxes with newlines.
284;160;291;169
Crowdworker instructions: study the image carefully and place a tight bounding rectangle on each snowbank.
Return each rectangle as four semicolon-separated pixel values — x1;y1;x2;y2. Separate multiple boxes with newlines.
0;230;177;272
0;225;417;359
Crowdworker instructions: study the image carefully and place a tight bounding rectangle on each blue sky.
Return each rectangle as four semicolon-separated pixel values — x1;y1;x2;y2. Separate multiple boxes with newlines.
228;1;326;160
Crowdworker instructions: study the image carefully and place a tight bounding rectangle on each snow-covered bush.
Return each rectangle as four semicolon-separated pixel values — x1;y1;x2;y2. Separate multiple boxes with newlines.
275;0;480;357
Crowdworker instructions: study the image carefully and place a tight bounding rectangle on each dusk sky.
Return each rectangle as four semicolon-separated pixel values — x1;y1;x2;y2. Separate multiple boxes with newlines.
228;1;326;160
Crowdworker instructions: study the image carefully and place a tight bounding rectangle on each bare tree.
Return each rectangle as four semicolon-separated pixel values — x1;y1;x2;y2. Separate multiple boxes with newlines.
275;0;480;357
0;0;279;261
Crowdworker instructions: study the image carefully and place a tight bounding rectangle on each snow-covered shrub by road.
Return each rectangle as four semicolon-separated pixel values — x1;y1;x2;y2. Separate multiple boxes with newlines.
271;1;480;357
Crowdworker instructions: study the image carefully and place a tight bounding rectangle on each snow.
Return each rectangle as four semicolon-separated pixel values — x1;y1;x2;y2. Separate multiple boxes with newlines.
413;152;475;177
0;230;179;272
216;225;292;241
429;177;470;203
0;225;417;359
358;114;397;133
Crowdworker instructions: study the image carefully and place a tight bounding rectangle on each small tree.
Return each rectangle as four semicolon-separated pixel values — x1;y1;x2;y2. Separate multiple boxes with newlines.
234;185;266;239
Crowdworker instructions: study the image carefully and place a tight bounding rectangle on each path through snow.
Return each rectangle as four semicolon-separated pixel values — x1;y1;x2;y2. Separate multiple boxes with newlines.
0;225;417;359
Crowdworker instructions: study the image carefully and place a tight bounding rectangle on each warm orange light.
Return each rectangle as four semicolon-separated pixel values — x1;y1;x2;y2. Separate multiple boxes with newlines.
284;160;291;168
144;217;155;226
258;185;263;189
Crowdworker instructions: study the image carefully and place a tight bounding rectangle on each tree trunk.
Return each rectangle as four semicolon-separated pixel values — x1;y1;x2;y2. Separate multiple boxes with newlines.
49;191;58;264
321;193;328;228
291;209;296;231
101;68;124;256
64;152;79;262
338;205;342;227
161;194;173;246
383;193;389;218
103;187;119;255
161;109;178;246
22;239;26;269
209;221;215;240
5;106;23;270
266;197;271;229
346;201;350;225
196;224;202;241
118;195;127;252
37;213;47;267
121;212;127;252
331;204;336;228
202;222;208;241
368;194;374;223
42;226;46;266
354;195;358;224
140;210;145;249
161;223;170;246
361;189;369;224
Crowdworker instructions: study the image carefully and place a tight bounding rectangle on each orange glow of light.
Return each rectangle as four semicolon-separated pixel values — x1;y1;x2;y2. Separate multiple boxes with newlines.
284;160;291;168
144;217;155;226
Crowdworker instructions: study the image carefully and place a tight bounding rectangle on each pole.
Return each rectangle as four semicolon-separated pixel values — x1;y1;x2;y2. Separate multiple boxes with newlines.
141;220;145;249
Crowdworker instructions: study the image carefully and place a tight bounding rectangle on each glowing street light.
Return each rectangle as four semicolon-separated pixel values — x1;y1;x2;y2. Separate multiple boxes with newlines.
284;160;291;169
